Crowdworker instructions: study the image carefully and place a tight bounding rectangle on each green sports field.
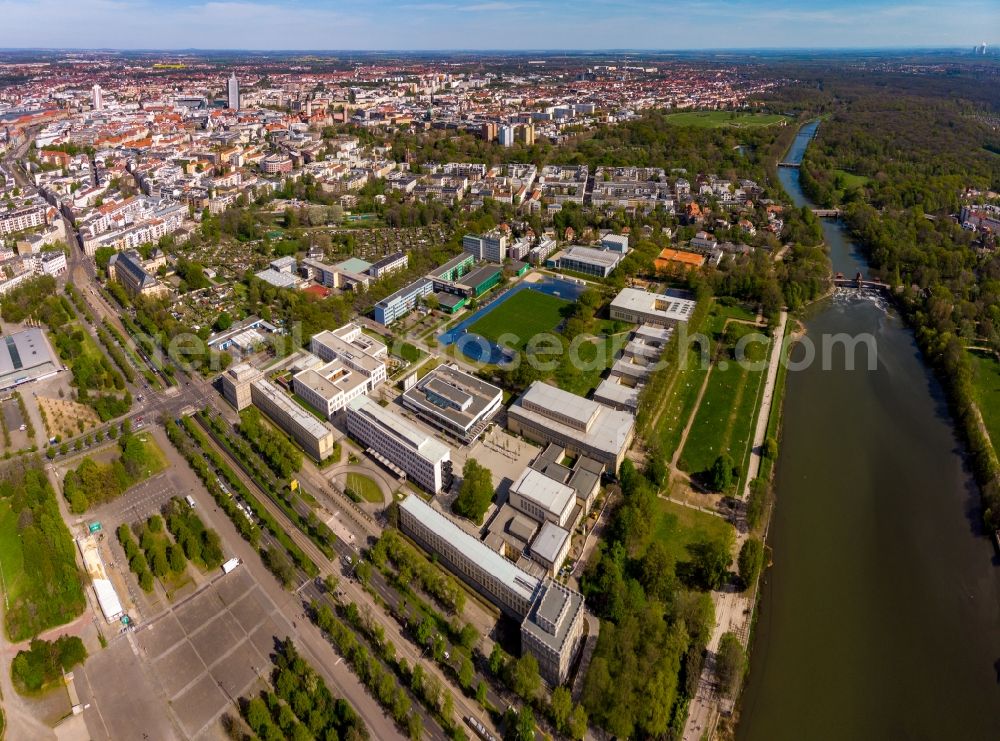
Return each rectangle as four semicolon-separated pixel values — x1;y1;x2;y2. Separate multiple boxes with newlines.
663;111;789;129
468;289;570;351
969;349;1000;457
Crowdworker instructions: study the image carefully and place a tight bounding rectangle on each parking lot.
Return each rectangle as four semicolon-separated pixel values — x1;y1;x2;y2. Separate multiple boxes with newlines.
77;567;291;741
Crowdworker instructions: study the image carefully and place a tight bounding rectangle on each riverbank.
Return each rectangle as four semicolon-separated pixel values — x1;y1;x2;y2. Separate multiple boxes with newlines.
736;119;1000;741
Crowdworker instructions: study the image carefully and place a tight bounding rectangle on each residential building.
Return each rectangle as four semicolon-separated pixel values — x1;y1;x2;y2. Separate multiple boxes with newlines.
507;381;635;472
250;378;338;461
346;396;452;493
400;364;502;443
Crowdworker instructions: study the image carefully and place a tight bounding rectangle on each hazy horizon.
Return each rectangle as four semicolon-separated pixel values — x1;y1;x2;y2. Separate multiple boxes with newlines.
1;0;997;52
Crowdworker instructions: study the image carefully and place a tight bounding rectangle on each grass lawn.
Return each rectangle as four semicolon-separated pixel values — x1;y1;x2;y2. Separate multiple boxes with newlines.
678;315;769;479
834;169;870;190
969;349;1000;455
133;433;168;478
395;342;424;363
468;290;570;351
664;111;789;129
345;472;384;504
678;337;769;478
0;501;25;610
648;498;734;566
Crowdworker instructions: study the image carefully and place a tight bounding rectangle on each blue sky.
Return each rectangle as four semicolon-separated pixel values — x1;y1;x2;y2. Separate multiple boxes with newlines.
0;0;996;50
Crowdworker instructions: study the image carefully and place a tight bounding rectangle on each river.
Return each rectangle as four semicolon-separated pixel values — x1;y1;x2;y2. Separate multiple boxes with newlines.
737;122;1000;739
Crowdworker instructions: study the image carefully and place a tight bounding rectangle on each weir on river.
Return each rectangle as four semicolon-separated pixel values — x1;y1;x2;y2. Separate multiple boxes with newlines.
737;121;1000;740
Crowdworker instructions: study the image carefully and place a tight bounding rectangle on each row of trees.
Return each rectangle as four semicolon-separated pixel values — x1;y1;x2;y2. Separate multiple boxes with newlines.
240;638;368;741
237;407;304;478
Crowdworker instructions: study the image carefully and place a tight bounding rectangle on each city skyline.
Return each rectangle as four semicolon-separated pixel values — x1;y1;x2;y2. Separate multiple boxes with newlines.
0;0;996;51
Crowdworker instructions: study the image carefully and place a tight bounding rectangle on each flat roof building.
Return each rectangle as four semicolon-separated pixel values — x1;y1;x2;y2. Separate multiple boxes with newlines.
346;396;453;493
398;495;583;684
400;364;502;444
250;378;338;461
220;362;263;411
399;495;542;617
293;358;370;420
610;287;697;327
507;381;635;473
0;328;60;391
520;579;585;685
310;323;387;390
546;245;627;278
373;278;433;325
508;467;577;529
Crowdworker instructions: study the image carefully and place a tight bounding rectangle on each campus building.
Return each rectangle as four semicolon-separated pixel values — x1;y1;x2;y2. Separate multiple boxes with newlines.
373;278;433;325
292;355;370;420
463;231;509;263
400;364;503;444
609;287;697;327
310;323;387;389
107;249;169;299
398;495;584;684
220;363;263;411
250;378;338;461
507;381;635;473
345;396;453;493
546;245;627;278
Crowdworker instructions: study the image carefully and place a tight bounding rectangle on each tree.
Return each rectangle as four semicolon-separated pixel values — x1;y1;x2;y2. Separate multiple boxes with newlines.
715;632;745;697
568;704;588;740
738;538;764;590
504;706;535;741
681;537;731;591
709;453;735;492
488;643;506;676
452;458;494;525
459;656;475;690
551;685;572;733
764;436;779;459
215;311;233;332
506;653;540;701
746;479;766;530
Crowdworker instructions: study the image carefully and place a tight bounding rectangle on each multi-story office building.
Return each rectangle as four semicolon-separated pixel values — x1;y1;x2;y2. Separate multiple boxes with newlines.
346;396;452;493
373;278;433;325
508;467;577;529
520;579;585;685
227;73;240;110
220;363;262;411
398;495;584;684
400;365;502;444
507;381;635;473
250;378;338;461
368;251;408;279
293;357;370;420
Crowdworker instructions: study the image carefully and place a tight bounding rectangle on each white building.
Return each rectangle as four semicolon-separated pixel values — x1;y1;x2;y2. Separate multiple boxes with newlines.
400;364;502;444
609;287;697;327
310;323;387;389
92;83;103;111
508;467;577;529
346;396;453;493
228;73;240;110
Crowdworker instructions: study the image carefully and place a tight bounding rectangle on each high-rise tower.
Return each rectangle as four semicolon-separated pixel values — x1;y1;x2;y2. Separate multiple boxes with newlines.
227;73;240;110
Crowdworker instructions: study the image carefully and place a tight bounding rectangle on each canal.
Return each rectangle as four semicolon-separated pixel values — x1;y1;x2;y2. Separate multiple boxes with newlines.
738;122;1000;739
